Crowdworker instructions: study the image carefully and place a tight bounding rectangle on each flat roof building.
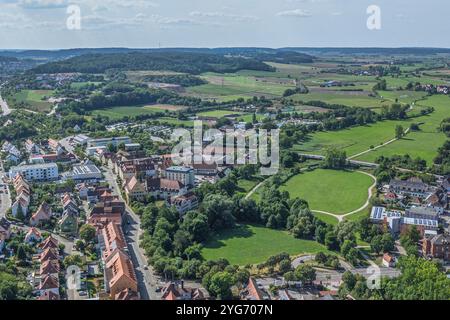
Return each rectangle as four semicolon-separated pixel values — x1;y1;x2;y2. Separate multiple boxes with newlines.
9;163;58;181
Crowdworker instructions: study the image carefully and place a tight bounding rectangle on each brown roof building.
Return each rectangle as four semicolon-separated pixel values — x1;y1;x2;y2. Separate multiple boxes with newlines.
104;248;138;300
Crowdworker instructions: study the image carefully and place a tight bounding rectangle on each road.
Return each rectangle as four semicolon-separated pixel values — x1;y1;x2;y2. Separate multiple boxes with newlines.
103;166;162;300
291;254;400;287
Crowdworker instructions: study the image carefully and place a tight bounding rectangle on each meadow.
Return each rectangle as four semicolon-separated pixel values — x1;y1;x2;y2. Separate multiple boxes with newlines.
201;224;330;265
354;95;449;165
279;169;374;214
91;104;186;120
11;89;54;112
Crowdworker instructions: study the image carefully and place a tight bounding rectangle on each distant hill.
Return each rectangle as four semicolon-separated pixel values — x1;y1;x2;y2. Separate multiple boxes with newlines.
29;51;276;74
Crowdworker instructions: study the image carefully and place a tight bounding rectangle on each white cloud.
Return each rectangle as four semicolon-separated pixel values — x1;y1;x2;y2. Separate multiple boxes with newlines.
189;11;259;22
17;0;69;9
276;9;312;17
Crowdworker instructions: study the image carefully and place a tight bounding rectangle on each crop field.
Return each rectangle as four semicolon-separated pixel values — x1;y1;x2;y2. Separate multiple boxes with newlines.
201;224;331;265
279;169;374;214
185;72;295;101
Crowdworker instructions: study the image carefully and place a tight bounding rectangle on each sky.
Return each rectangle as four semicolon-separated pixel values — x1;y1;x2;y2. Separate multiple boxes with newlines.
0;0;449;49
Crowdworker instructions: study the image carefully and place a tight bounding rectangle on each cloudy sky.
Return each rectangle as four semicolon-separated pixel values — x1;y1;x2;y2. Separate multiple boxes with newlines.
0;0;448;49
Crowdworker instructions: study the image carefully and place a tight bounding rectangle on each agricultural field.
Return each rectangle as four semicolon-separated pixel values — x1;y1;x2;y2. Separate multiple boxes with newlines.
92;105;162;120
279;169;374;214
290;91;384;109
185;72;296;102
201;224;331;265
196;109;243;118
91;104;185;120
9;89;54;112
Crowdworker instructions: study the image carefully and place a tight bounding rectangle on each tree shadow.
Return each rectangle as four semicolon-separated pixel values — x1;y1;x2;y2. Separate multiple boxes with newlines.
203;224;255;249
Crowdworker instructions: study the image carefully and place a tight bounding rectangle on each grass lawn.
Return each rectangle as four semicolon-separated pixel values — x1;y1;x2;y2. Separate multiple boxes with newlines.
201;224;331;265
280;169;374;214
313;212;339;226
344;208;370;223
11;89;54;112
236;178;262;195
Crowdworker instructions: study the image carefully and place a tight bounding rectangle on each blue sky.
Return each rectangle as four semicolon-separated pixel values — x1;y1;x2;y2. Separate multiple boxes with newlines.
0;0;448;49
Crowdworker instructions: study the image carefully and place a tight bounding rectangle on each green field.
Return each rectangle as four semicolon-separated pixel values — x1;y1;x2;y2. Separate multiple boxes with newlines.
196;109;243;118
201;224;330;265
291;91;384;109
11;89;54;112
294;119;409;157
354;95;449;165
313;212;339;226
185;72;295;102
280;169;374;214
92;105;162;119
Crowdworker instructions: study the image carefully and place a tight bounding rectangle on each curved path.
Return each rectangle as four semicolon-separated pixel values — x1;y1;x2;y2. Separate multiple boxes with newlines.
311;171;377;222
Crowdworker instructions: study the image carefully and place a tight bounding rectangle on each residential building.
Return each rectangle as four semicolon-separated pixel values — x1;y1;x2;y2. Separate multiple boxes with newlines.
240;277;270;300
58;212;78;235
164;166;195;187
9;163;58;181
104;248;138;300
30;202;52;227
423;233;450;261
166;192;199;214
38;236;59;253
100;222;127;260
88;200;125;227
146;177;187;200
161;282;205;301
25;227;42;244
405;206;440;220
124;176;147;202
88;136;131;148
389;178;431;198
37;275;59;297
40;260;60;278
73;134;90;146
25;139;40;154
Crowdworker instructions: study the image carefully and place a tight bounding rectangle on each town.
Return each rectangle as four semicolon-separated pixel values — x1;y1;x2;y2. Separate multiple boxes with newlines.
0;3;450;302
